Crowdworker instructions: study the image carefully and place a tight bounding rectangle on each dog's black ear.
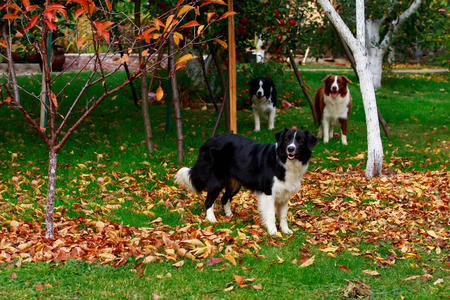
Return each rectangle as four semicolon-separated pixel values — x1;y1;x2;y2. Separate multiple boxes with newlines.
305;130;318;151
248;78;257;86
275;128;288;144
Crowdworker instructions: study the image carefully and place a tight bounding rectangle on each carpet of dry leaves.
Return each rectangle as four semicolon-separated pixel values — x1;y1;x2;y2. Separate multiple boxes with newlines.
1;161;448;272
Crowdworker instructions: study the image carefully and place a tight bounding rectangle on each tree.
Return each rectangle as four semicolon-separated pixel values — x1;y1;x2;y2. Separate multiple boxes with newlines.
317;0;384;177
0;0;230;238
363;0;425;87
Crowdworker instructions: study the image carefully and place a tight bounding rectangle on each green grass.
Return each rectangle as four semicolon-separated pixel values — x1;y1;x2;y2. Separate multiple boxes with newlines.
0;238;448;299
0;65;449;299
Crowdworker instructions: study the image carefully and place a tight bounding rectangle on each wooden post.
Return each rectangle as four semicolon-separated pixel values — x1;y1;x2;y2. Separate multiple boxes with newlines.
228;0;237;134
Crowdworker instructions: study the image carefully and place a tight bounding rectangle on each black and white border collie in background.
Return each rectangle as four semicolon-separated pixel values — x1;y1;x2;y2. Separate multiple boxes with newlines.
248;77;277;131
314;75;352;145
175;128;317;235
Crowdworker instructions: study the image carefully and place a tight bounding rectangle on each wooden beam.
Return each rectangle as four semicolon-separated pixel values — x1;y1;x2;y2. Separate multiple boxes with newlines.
228;0;237;134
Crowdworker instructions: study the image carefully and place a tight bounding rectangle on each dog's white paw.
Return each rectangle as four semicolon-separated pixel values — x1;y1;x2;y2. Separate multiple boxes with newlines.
206;207;217;223
224;202;233;216
281;226;293;235
266;225;278;235
205;216;217;223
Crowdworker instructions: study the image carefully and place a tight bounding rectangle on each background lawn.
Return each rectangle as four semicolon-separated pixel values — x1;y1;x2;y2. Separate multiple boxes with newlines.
0;63;449;299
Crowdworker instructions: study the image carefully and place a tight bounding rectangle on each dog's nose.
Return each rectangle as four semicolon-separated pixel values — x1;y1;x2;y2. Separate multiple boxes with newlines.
287;145;295;152
257;91;262;96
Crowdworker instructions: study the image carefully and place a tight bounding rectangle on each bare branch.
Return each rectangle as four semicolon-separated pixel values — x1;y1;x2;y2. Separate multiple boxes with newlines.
379;0;424;50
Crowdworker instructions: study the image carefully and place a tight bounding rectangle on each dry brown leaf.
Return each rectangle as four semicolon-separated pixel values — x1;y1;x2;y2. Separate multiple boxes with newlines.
299;255;315;268
336;264;351;272
172;260;184;268
362;269;381;276
223;286;234;292
342;280;372;298
403;274;433;281
233;274;246;288
276;255;285;264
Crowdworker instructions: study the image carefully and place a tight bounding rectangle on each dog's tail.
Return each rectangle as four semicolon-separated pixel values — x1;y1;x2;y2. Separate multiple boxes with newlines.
174;167;204;194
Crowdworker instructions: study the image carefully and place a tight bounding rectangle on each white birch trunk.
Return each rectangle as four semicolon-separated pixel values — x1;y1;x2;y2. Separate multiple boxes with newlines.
354;55;384;176
365;19;387;88
45;150;57;238
367;48;385;88
317;0;383;177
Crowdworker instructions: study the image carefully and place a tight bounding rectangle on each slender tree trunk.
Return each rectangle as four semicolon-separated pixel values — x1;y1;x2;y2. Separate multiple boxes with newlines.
169;36;184;162
210;43;226;92
141;70;154;152
118;43;138;107
210;43;230;132
287;49;318;126
212;74;229;137
45;150;57;238
198;47;219;112
2;22;20;105
40;4;59;237
135;0;154;152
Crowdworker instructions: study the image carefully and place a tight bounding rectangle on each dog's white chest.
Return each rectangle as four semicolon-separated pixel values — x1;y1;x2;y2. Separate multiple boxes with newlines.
273;160;308;202
323;92;350;124
252;95;274;112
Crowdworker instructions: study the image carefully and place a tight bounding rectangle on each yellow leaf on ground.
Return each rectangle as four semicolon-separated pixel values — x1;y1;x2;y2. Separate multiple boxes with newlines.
224;254;236;266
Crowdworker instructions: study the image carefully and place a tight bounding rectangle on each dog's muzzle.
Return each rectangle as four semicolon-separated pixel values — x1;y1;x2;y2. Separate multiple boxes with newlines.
331;88;339;98
287;145;296;160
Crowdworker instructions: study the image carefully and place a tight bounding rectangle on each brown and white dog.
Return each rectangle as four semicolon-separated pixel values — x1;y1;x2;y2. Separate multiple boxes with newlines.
314;75;352;145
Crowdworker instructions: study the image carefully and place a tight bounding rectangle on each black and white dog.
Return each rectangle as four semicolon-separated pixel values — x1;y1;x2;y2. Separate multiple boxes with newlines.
175;128;317;235
248;77;277;131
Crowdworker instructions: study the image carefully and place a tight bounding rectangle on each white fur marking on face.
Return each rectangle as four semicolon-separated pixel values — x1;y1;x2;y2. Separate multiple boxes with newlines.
331;76;339;91
256;80;264;97
288;131;297;150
